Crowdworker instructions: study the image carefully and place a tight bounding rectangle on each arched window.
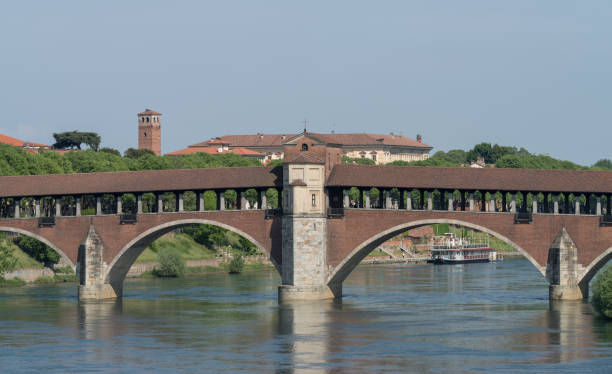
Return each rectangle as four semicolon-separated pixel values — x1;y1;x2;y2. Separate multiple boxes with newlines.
301;143;309;151
312;194;316;207
146;117;150;123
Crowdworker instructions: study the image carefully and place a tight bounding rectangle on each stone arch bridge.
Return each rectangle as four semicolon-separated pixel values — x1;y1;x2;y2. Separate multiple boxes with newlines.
0;159;610;302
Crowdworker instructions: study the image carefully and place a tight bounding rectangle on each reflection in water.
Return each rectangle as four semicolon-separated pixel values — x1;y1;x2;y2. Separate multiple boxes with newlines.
2;259;612;373
276;301;334;374
78;300;123;341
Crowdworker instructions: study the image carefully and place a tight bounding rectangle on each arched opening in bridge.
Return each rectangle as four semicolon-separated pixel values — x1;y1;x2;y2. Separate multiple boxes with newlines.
327;219;546;292
104;219;278;297
0;227;75;282
577;246;612;296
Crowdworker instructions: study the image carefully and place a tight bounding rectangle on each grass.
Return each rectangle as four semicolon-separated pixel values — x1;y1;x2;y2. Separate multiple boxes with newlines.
4;241;44;269
0;277;26;287
135;233;218;263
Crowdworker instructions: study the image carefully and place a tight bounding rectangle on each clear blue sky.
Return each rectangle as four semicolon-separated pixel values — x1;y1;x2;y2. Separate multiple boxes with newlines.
1;1;610;165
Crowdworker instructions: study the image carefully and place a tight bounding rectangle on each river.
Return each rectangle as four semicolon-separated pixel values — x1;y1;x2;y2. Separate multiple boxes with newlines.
1;258;612;373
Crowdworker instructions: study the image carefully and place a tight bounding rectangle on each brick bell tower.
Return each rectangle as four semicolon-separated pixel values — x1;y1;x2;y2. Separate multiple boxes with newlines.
138;109;162;155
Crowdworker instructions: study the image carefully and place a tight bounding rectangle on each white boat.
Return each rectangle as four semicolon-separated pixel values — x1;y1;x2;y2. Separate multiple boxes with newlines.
427;233;497;264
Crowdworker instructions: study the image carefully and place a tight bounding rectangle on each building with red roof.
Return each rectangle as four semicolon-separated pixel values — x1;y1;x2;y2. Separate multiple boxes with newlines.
0;134;50;152
183;132;432;165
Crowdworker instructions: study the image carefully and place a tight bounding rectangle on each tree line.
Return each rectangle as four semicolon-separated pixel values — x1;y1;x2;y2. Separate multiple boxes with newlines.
344;142;612;170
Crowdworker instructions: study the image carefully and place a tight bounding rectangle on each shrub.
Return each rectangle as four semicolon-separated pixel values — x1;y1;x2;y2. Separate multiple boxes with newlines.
54;266;74;275
0;277;26;287
153;247;185;277
593;265;612;319
13;236;60;266
34;275;55;284
0;244;17;274
228;255;245;274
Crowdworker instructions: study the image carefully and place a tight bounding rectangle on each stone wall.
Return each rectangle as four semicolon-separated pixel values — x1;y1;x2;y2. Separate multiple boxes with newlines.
282;216;327;286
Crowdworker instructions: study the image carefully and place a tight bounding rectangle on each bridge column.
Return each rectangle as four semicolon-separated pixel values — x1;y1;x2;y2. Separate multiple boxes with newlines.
596;197;602;216
364;190;371;209
546;227;587;300
35;198;41;218
532;195;538;214
240;190;248;210
447;192;453;211
219;191;225;211
78;225;120;301
385;190;392;209
510;194;516;213
197;191;204;211
136;194;142;214
489;193;496;213
261;190;268;209
116;195;122;215
96;195;102;215
575;200;580;215
553;195;559;215
469;193;475;211
55;198;61;217
157;193;163;213
177;192;184;212
343;189;349;208
14;199;20;218
76;197;81;216
279;147;339;303
406;192;412;210
426;191;433;211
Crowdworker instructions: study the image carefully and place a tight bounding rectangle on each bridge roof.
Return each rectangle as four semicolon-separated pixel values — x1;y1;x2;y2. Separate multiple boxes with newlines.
0;167;282;198
327;165;612;194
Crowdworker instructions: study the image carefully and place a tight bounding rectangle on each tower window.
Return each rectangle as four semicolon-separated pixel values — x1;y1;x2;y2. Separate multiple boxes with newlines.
301;143;308;151
312;194;316;207
144;132;147;137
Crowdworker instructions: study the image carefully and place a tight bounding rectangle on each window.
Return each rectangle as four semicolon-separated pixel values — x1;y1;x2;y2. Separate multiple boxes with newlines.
301;143;309;151
146;117;150;123
372;155;377;162
312;194;316;207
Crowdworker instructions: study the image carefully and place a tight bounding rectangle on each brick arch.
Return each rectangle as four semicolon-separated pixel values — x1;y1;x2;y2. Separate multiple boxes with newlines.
326;219;546;286
579;246;612;287
104;219;277;292
0;226;75;270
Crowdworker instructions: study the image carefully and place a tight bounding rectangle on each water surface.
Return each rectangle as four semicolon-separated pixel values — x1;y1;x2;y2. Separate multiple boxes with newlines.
1;258;612;373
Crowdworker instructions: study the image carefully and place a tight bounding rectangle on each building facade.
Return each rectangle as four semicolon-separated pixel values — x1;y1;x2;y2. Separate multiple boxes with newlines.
180;132;432;165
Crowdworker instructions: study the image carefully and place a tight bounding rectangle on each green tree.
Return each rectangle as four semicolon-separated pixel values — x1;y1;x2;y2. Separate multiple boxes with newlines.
342;156;376;165
265;188;279;209
153;247;185;277
0;244;17;275
228;255;245;274
13;236;60;265
593;265;612;318
593;159;612;170
99;147;121;157
53;131;101;151
124;148;156;159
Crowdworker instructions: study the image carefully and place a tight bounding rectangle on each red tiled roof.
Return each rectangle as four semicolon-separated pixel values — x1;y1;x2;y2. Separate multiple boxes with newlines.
166;146;263;156
0;134;25;147
138;109;162;116
23;141;50;148
190;133;431;149
327;165;612;194
0;167;282;198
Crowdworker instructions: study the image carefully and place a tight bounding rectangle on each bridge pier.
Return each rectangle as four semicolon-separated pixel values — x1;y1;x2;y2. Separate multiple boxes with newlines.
78;225;120;301
546;227;587;300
